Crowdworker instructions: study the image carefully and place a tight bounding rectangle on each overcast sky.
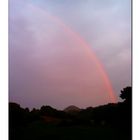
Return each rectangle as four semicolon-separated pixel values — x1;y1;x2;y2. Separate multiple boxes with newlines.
9;0;131;110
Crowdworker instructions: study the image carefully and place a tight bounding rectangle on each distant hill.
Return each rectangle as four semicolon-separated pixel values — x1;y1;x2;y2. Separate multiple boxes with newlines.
64;105;81;113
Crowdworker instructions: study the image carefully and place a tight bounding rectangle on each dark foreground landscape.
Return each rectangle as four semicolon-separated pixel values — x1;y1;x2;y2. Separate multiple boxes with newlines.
9;87;132;140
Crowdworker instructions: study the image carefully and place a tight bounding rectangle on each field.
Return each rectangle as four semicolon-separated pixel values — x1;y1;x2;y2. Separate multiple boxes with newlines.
10;120;130;140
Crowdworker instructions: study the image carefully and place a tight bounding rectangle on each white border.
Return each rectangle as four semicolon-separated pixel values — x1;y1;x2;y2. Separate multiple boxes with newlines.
133;0;140;140
0;0;8;140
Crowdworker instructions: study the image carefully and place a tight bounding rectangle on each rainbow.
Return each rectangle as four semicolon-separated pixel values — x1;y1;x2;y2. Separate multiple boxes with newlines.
31;5;117;103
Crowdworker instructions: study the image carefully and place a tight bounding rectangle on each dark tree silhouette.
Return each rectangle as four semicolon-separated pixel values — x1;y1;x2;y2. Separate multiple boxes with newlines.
119;86;132;139
40;105;57;116
120;86;132;104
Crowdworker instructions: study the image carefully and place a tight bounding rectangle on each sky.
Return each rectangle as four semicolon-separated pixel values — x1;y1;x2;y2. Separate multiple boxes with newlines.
9;0;131;110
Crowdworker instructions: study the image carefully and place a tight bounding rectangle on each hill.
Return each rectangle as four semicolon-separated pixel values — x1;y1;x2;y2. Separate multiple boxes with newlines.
64;105;81;113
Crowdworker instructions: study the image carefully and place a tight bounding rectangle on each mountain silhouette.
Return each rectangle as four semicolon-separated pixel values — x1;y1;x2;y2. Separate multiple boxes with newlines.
64;105;81;113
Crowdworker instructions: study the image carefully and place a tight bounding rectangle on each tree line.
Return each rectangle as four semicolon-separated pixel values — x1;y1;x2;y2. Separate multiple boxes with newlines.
9;86;131;127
